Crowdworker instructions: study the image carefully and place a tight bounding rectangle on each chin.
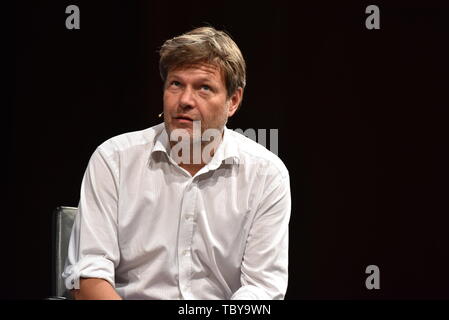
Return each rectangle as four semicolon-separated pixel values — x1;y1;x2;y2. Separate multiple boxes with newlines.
167;124;194;138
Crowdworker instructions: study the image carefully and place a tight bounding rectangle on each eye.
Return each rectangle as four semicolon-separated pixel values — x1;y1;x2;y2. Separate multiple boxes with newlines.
200;85;211;91
169;80;181;87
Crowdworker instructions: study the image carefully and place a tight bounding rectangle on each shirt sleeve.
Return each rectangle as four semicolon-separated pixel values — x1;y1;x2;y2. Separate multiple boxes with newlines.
62;146;121;290
231;169;291;300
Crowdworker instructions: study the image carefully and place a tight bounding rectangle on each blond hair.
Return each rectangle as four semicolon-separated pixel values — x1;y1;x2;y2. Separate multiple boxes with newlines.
159;26;246;99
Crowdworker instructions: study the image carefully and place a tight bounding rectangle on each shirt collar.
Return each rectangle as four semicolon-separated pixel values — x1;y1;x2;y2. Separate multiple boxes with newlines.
207;126;240;170
151;124;171;155
150;124;240;170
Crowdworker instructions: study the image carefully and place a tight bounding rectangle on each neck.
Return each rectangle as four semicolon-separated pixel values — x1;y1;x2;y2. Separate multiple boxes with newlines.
169;129;224;175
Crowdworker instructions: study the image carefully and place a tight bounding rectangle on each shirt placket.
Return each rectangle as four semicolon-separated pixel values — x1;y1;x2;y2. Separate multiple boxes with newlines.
178;178;198;299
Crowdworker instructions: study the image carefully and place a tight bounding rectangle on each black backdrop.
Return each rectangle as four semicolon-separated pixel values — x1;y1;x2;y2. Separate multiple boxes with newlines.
9;0;449;300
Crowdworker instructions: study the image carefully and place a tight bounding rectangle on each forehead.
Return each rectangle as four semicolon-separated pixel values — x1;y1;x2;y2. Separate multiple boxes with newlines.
168;63;224;83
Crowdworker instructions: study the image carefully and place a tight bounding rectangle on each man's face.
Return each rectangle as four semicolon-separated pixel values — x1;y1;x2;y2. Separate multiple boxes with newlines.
163;63;242;139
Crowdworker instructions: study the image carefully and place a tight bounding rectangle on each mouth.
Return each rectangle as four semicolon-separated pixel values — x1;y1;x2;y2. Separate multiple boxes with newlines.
173;115;194;123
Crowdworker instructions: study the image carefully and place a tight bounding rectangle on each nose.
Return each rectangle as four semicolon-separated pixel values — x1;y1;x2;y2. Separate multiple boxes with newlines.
179;86;196;109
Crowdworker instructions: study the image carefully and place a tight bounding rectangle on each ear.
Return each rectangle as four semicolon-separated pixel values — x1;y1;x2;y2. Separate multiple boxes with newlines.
227;87;243;118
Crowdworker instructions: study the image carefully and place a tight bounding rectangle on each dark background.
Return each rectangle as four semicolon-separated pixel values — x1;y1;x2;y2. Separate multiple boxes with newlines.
9;0;449;299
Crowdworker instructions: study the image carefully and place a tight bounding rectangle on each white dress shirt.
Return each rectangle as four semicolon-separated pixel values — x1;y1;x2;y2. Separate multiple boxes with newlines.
62;122;291;299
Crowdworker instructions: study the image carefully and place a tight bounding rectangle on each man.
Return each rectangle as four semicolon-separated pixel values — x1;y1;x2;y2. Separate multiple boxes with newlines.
63;26;291;300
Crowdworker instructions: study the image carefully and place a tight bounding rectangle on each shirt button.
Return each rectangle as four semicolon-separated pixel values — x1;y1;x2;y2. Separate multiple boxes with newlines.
183;250;190;256
185;213;194;221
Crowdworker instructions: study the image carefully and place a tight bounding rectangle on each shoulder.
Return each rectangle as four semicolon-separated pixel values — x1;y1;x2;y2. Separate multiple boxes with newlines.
228;129;289;180
96;123;165;158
